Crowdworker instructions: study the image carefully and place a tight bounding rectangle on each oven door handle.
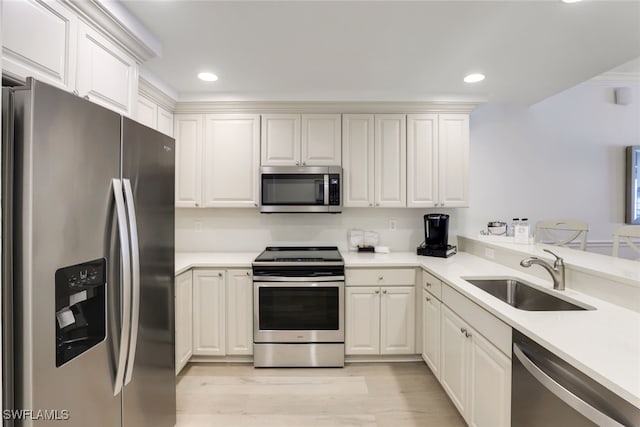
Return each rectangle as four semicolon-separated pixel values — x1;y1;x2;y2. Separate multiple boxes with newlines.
253;276;344;282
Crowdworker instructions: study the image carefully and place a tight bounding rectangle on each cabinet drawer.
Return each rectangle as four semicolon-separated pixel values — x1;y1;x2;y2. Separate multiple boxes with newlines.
422;270;442;300
442;283;511;357
346;268;415;286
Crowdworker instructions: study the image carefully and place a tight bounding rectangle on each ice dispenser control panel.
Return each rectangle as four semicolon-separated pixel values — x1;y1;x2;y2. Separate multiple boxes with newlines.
55;258;106;367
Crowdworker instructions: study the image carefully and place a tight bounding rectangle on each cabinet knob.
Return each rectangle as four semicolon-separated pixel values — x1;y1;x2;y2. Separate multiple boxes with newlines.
441;203;445;207
218;272;223;277
460;327;467;334
302;161;306;166
369;203;373;207
246;271;250;276
425;296;431;302
465;332;472;338
375;290;380;294
376;203;380;207
426;282;432;287
382;289;387;294
296;161;300;166
195;203;199;207
378;276;383;281
254;203;258;207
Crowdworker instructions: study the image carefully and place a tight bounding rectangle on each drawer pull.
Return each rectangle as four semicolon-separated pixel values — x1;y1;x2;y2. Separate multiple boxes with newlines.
460;327;467;334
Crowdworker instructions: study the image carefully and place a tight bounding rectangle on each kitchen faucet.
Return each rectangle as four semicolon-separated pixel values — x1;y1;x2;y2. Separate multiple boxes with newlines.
520;249;566;291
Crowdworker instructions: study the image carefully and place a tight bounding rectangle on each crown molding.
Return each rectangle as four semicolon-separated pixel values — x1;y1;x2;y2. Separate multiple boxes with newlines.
139;77;177;111
65;0;160;63
174;100;481;115
588;72;640;84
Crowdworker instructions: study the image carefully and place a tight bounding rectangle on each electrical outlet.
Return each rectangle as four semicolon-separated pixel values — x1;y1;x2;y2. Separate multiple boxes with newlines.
485;247;495;259
389;219;397;231
194;220;203;232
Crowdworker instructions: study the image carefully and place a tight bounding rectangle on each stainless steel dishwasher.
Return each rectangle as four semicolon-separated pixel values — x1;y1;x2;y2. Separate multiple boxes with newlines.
512;330;640;427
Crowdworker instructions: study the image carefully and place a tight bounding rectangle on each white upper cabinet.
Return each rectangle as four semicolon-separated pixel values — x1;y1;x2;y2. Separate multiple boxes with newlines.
136;95;174;137
438;114;469;207
261;113;341;166
407;114;469;208
375;114;406;207
261;114;301;165
136;95;157;129
203;114;260;208
407;114;438;207
343;114;406;208
174;114;203;208
157;106;174;137
76;21;138;116
2;0;77;90
301;114;342;166
342;114;374;207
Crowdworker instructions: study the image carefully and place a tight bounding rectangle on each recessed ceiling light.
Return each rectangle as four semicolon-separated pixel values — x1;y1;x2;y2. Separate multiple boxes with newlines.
198;72;218;82
561;0;582;3
464;73;485;83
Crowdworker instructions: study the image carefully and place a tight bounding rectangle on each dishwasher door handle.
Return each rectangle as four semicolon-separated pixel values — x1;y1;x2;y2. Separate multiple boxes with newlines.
513;344;624;427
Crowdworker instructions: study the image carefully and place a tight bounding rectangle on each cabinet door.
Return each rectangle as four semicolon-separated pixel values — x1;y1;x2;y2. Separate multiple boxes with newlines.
76;21;138;116
2;0;77;90
422;290;441;378
301;114;341;166
438;114;469;207
192;270;226;356
380;286;415;355
440;305;469;419
175;271;193;374
203;114;260;207
174;114;203;207
136;95;157;129
345;287;380;355
157;106;174;137
374;114;406;207
342;114;374;207
469;331;511;427
407;114;438;208
226;269;253;355
261;114;300;165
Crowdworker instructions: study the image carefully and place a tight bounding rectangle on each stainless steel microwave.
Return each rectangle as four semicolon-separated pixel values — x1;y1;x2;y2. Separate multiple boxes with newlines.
259;166;342;213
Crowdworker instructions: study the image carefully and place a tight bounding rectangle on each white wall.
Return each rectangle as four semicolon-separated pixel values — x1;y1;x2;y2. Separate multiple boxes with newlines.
458;79;640;249
176;207;459;252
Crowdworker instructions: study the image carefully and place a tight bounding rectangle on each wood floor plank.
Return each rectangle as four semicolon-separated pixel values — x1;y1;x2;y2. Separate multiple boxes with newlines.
176;362;466;427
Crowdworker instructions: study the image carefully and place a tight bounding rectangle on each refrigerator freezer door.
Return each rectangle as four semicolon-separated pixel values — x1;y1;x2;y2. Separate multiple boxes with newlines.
12;79;124;426
121;118;176;427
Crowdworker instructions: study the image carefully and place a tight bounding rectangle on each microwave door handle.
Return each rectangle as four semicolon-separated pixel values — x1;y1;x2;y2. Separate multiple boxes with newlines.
324;175;329;205
315;180;324;203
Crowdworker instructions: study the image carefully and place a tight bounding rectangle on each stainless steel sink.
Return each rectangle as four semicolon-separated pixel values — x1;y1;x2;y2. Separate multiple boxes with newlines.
462;277;592;311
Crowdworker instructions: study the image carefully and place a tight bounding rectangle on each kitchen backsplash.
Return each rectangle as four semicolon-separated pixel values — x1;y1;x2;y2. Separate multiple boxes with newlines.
176;208;459;252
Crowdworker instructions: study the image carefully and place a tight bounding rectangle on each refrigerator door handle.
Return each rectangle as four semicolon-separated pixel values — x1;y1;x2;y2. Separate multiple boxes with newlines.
113;178;132;396
122;179;140;386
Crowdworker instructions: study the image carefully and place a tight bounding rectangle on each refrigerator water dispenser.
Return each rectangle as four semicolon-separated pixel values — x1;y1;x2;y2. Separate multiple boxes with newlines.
55;258;106;367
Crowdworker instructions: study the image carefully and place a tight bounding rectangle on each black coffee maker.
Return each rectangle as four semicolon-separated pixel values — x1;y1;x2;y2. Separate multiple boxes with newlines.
417;214;457;258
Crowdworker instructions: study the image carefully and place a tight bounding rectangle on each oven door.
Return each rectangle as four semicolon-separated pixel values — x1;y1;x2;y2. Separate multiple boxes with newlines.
253;281;344;343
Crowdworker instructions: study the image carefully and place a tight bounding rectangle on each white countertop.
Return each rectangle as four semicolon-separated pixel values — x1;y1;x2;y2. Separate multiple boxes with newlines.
174;249;640;409
459;234;640;287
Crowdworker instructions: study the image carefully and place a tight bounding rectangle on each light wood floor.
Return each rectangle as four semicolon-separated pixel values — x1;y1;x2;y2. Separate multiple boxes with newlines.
176;362;466;427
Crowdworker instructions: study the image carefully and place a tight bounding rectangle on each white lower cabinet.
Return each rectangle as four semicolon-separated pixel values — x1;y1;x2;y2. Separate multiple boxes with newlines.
192;269;226;356
440;304;511;427
191;268;253;358
175;270;193;374
226;269;253;355
421;288;441;379
345;286;415;355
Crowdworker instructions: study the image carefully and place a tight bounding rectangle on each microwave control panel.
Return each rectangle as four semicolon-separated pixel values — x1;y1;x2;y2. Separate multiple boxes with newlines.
329;175;340;205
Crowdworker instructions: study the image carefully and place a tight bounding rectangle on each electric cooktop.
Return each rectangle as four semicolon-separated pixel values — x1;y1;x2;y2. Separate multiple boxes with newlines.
253;246;343;263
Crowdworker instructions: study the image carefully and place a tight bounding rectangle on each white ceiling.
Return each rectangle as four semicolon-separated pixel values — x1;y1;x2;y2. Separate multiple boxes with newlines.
121;0;640;104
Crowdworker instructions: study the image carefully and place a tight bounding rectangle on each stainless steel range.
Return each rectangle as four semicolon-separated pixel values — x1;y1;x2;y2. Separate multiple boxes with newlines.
252;246;345;367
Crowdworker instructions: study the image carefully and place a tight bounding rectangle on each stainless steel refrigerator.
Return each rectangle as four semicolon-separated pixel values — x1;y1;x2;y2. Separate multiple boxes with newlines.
2;78;176;426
